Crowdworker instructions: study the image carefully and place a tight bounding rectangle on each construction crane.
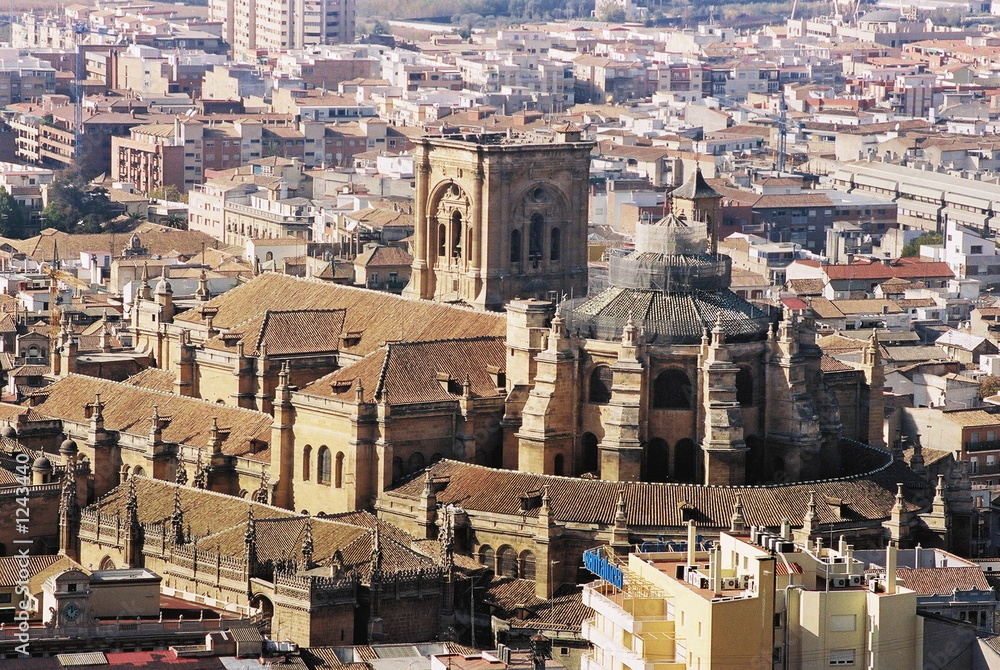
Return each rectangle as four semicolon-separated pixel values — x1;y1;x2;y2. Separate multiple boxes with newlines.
713;84;794;174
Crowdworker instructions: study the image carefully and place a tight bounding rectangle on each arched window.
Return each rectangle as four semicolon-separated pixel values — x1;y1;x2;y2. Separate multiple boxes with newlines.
510;229;522;264
122;465;131;479
550;227;561;261
553;453;564;476
99;556;115;570
318;446;332;485
589;366;613;404
528;213;544;263
334;452;344;488
582;432;599;474
519;550;536;580
652;369;692;409
430;453;443;464
451;211;463;258
132;466;145;478
736;367;755;407
479;545;495;568
646;438;670;482
302;445;312;481
238;489;248;498
674;439;698;483
497;545;517;577
265;251;274;262
408;451;425;474
437;223;446;257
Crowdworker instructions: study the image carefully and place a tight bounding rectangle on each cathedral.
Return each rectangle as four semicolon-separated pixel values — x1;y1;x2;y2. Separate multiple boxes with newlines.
16;131;966;612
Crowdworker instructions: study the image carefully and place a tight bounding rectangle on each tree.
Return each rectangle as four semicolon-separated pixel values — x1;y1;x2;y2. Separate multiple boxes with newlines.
0;187;26;239
596;0;626;22
982;376;1000;400
901;232;943;258
41;172;115;233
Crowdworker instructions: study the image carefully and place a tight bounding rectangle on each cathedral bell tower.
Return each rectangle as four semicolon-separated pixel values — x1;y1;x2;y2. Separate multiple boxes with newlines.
403;130;594;311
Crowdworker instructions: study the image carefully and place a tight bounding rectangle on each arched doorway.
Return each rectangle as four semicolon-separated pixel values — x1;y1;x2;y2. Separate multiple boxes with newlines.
581;432;599;474
646;438;670;482
250;594;274;630
674;439;698;483
99;556;116;570
496;545;517;577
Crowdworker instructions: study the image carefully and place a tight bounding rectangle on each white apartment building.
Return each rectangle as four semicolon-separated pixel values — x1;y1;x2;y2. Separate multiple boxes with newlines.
211;0;355;61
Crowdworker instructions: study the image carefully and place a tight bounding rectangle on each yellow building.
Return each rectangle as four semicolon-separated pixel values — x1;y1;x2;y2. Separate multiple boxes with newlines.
581;526;923;669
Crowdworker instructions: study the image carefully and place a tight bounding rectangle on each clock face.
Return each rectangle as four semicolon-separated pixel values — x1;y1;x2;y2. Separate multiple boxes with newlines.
64;604;80;621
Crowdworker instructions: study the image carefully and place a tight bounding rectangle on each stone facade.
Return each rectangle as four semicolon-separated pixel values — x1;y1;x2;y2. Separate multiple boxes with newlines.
404;131;592;311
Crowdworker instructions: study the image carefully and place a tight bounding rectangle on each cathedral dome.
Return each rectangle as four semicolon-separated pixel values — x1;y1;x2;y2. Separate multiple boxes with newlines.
562;285;771;345
32;456;51;471
60;438;78;455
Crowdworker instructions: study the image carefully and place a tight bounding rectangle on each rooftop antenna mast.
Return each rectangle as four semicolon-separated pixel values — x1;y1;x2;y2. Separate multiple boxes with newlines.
73;20;89;162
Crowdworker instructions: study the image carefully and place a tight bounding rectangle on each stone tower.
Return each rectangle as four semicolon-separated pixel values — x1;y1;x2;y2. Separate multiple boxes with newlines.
403;130;593;311
670;168;723;254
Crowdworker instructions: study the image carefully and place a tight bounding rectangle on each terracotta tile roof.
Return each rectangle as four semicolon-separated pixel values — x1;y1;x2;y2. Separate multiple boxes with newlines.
823;259;954;281
483;577;590;631
91;477;433;578
31;375;272;460
122;368;178;393
786;278;826;295
384;451;926;531
895;567;990;595
302;337;505;404
203;309;347;357
354;245;412;268
14;223;219;264
0;555;73;587
175;274;505;358
821;355;855;372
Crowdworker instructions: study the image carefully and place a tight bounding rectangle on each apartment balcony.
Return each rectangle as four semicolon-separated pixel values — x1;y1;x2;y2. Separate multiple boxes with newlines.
581;621;684;670
582;581;670;635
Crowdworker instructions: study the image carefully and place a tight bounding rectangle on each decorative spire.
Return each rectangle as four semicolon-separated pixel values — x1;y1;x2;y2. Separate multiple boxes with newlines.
196;267;210;302
301;515;314;568
370;524;382;577
209;417;222;456
802;490;818;535
59;462;78;521
253;469;269;504
244;505;258;576
621;316;637;348
170;486;184;544
175;463;187;487
712;314;726;346
730;492;746;532
933;475;946;508
615;491;627;524
193;449;207;489
138;262;152;301
126;475;140;529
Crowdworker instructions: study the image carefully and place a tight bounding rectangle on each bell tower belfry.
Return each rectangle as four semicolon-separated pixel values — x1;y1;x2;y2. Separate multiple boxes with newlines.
403;130;594;311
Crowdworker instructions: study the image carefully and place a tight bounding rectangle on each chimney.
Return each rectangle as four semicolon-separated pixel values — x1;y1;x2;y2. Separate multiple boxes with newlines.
686;520;697;566
885;542;898;594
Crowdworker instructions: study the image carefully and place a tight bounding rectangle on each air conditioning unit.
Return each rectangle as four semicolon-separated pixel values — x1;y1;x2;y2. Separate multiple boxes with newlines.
831;577;848;588
850;575;863;587
722;577;740;590
742;574;752;587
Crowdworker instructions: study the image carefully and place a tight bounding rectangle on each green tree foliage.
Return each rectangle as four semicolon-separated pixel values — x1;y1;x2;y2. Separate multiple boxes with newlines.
0;187;26;239
901;233;943;257
41;171;114;234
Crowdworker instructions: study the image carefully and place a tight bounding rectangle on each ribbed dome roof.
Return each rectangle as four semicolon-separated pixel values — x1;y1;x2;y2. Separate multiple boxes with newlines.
563;286;771;345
